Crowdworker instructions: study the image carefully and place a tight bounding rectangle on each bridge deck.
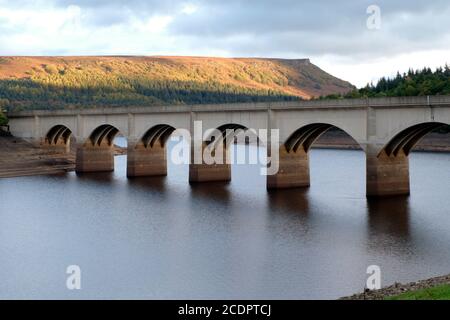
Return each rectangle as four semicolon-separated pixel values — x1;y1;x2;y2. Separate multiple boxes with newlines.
7;95;450;117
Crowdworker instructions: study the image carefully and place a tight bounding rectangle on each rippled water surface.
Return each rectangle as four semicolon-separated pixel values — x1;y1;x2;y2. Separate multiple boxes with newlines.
0;143;449;299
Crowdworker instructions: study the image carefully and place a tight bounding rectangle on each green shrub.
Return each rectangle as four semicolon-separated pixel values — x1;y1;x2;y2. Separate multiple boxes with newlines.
0;111;8;126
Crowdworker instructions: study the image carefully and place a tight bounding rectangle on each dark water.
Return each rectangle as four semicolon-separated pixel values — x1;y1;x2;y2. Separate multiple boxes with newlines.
0;143;449;299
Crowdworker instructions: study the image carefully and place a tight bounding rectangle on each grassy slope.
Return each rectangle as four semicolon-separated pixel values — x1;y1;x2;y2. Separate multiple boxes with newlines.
386;284;450;300
0;56;354;111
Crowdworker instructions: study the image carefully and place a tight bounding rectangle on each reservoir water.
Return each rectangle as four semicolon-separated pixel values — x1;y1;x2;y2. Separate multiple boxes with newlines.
0;141;449;299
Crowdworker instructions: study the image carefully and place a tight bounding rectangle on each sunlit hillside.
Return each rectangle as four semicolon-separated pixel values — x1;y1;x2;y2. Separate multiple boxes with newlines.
0;56;354;111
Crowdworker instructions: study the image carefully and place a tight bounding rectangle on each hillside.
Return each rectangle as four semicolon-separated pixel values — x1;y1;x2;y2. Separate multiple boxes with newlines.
321;66;450;99
0;56;354;112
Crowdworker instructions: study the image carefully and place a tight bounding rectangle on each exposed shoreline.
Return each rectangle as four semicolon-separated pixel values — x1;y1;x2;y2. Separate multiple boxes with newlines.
340;273;450;300
0;135;125;178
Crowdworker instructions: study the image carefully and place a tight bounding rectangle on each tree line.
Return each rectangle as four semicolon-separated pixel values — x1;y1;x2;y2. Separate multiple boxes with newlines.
320;65;450;99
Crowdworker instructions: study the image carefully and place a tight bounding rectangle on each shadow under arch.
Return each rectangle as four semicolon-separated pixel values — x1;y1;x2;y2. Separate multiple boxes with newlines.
284;123;361;153
138;124;177;149
45;125;72;145
44;125;74;152
380;122;449;157
367;122;449;197
189;122;258;184
205;123;250;149
76;124;123;173
268;123;362;190
87;124;121;147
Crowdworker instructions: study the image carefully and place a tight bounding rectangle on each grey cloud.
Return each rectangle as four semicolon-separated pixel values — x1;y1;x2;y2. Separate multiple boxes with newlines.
167;0;450;57
169;0;450;35
59;1;176;27
0;0;449;60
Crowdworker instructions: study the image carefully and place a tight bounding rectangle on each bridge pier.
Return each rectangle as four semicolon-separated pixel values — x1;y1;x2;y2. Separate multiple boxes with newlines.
366;148;410;197
42;139;70;154
267;146;310;189
127;142;167;177
189;143;231;183
189;163;231;183
75;145;114;173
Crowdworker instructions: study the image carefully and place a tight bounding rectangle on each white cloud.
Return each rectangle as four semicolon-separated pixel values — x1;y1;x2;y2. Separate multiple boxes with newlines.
132;15;174;33
181;3;198;15
315;49;450;88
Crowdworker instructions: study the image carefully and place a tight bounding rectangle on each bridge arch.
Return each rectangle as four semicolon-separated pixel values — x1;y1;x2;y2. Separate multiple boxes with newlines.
138;124;177;149
268;123;362;189
43;124;75;153
205;123;250;149
86;124;121;147
189;123;258;183
76;124;124;173
127;124;182;178
283;123;361;153
380;122;449;157
275;111;367;152
367;121;450;197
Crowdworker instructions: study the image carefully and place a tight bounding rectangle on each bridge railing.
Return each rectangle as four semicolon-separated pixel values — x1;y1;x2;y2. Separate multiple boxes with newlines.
6;95;450;118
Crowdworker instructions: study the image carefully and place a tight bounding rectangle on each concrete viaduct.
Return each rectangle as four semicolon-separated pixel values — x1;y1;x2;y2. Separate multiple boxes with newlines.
7;96;450;197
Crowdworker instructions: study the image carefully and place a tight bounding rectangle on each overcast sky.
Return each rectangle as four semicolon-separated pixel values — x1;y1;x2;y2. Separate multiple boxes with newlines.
0;0;449;87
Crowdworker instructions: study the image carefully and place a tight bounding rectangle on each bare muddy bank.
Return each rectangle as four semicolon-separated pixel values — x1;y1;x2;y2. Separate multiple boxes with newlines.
340;274;450;300
0;136;75;178
0;136;125;178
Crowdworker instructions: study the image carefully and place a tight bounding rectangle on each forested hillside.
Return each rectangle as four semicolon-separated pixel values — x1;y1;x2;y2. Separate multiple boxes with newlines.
321;66;450;99
0;56;354;112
